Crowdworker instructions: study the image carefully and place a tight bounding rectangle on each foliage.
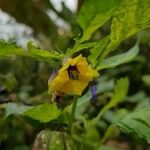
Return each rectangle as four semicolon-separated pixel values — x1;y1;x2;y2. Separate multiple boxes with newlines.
77;0;122;42
96;43;139;70
0;41;62;67
0;0;150;149
116;106;150;142
23;103;60;123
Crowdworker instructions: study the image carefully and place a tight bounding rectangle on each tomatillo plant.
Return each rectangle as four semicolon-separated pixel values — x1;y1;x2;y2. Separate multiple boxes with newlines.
48;54;99;133
0;0;150;149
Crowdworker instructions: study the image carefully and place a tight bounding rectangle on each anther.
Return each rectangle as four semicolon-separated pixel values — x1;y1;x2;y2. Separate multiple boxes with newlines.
67;65;79;80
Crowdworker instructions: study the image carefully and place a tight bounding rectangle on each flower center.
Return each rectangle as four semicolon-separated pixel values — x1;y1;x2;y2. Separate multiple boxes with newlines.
67;65;79;80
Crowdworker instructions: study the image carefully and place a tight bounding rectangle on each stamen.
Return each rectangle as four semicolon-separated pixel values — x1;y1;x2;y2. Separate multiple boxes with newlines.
67;65;79;80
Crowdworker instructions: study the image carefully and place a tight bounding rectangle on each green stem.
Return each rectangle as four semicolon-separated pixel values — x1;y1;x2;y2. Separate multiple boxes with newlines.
69;96;78;133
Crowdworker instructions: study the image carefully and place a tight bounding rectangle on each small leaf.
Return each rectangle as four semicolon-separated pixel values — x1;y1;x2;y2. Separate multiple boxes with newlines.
84;127;100;143
88;36;109;65
27;41;62;62
77;0;122;42
66;42;96;56
96;43;139;70
100;125;119;144
95;78;129;120
116;106;150;142
23;103;60;123
75;92;92;119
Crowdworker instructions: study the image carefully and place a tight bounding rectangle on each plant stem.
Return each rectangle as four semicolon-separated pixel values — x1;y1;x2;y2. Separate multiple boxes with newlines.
69;96;78;133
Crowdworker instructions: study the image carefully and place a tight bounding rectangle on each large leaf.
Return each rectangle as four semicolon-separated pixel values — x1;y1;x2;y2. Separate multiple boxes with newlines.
5;103;31;117
110;0;150;45
77;0;122;42
98;0;150;61
0;41;62;66
96;43;139;70
23;103;60;123
116;106;150;142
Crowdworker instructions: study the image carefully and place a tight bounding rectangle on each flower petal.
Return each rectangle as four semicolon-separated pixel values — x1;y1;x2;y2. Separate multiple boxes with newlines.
58;81;73;94
71;80;89;95
77;64;99;80
48;70;69;93
54;79;89;95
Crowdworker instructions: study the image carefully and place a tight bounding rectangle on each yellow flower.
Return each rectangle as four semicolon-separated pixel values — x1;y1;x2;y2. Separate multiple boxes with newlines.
48;55;99;95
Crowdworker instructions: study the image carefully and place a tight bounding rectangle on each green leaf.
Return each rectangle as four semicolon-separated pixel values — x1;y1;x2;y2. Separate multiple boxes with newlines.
66;42;96;56
77;0;122;42
116;106;150;142
0;41;62;66
95;78;129;121
98;0;150;62
98;145;117;150
100;125;119;144
110;0;150;45
5;103;31;117
88;36;109;65
0;73;18;91
0;41;27;57
75;92;92;119
23;103;60;123
83;127;100;143
142;74;150;87
27;41;62;62
96;43;139;70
